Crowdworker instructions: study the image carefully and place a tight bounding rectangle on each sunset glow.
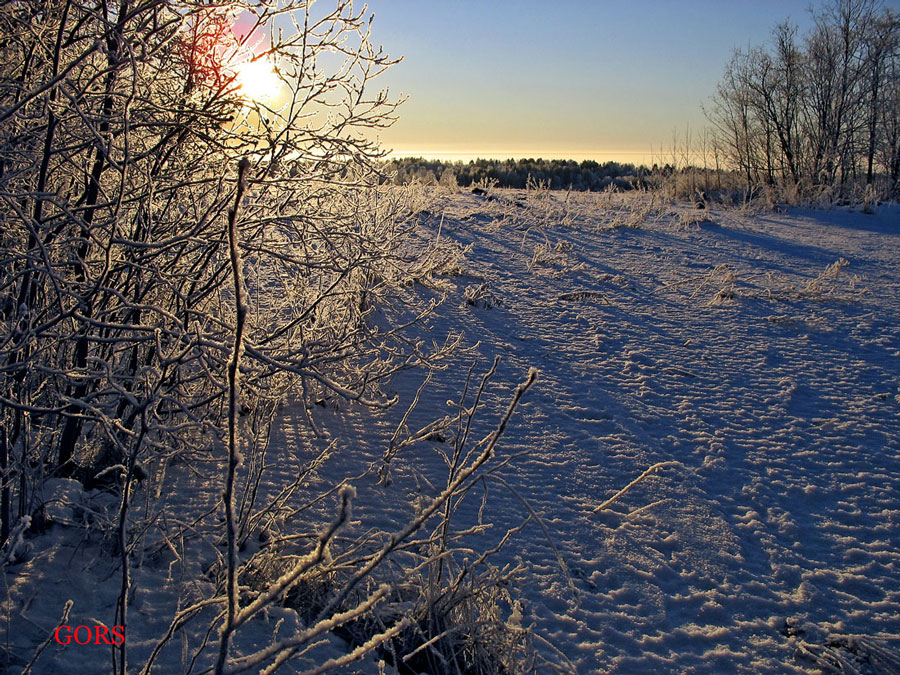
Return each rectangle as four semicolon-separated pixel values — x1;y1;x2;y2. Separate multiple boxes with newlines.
373;0;818;163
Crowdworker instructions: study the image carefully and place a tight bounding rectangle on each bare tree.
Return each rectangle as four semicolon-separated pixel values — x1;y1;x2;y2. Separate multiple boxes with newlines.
706;0;900;199
879;29;900;193
862;10;900;186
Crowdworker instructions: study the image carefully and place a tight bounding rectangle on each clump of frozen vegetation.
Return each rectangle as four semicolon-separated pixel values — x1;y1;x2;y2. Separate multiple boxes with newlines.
800;258;866;300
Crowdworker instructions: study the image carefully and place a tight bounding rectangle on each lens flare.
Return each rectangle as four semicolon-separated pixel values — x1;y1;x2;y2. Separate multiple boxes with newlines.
233;59;280;103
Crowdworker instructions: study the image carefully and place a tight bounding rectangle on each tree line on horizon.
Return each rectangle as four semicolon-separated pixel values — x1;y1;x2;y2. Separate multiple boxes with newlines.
384;157;649;192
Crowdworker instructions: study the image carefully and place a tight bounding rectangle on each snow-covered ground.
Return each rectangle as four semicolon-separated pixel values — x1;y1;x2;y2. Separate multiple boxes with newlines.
361;190;900;673
4;189;900;673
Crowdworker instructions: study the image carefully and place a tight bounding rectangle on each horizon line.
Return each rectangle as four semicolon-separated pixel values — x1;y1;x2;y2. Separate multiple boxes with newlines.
384;148;663;164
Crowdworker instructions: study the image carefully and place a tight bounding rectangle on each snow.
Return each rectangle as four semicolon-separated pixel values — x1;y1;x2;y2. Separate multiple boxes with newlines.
3;189;900;673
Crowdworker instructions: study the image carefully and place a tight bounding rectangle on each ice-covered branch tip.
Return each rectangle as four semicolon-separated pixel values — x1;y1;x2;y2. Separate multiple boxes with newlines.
329;484;356;534
592;461;680;514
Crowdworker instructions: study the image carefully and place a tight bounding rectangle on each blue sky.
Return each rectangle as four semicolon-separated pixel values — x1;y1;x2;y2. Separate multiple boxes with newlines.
367;0;827;161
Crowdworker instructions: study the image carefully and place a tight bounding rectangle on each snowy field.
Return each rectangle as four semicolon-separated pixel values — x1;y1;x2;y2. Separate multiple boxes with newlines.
4;189;900;673
346;190;900;673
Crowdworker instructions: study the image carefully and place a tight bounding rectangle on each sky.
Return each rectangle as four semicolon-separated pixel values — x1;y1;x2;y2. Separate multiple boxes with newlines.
366;0;827;164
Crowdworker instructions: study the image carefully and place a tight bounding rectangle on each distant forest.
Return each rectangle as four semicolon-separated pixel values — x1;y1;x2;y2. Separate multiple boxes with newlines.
384;157;650;191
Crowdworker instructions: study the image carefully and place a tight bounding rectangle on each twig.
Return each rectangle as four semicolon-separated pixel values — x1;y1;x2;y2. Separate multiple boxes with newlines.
592;461;680;513
22;600;73;675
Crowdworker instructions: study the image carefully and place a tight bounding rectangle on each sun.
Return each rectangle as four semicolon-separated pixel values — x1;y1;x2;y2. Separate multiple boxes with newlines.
233;59;280;104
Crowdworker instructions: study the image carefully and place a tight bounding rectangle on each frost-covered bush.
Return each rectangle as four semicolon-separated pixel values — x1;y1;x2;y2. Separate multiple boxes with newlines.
0;1;552;671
